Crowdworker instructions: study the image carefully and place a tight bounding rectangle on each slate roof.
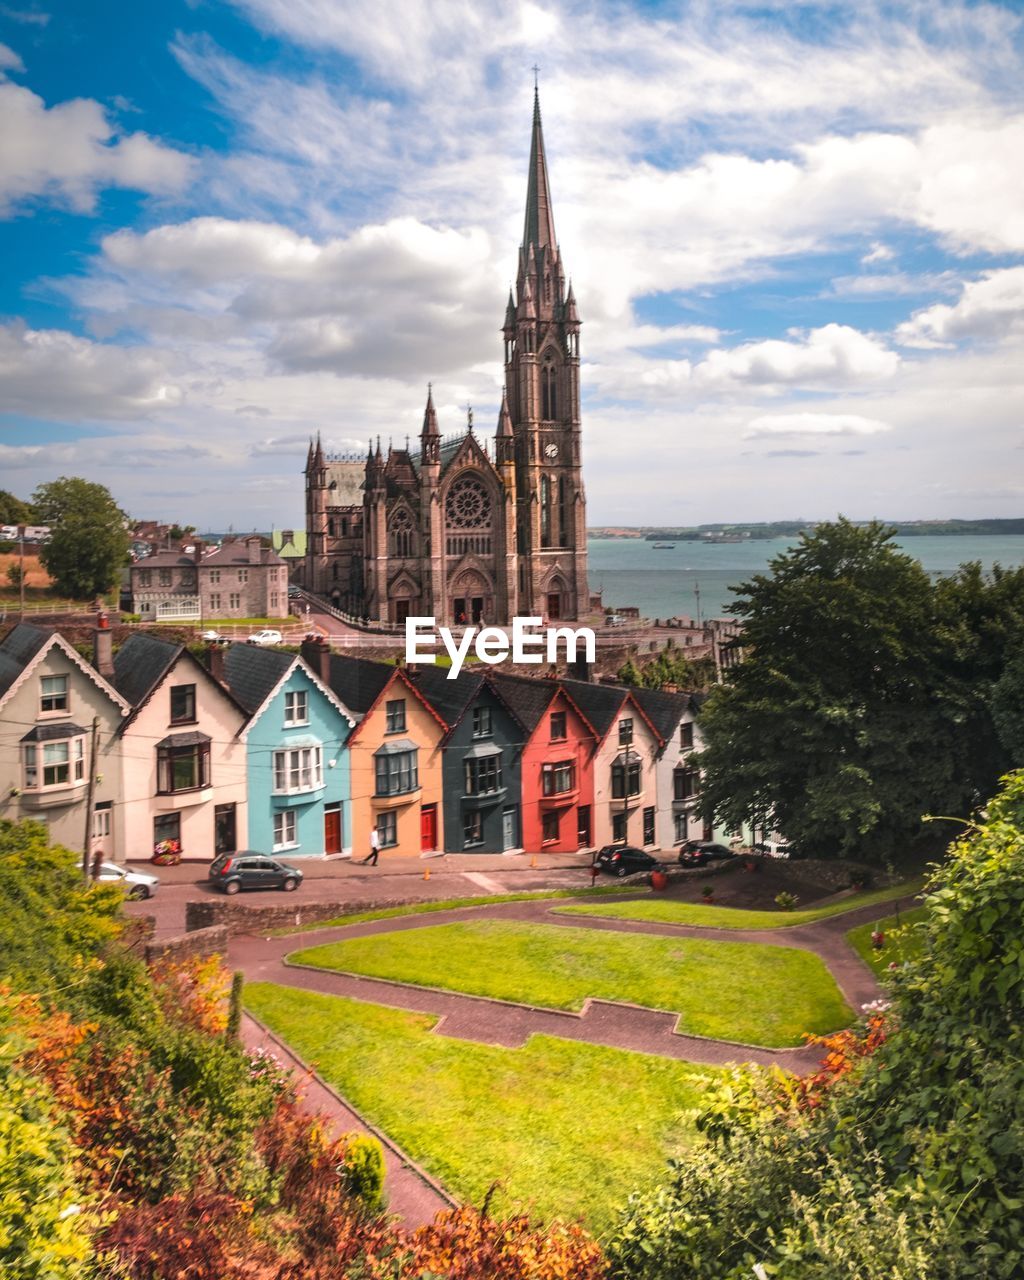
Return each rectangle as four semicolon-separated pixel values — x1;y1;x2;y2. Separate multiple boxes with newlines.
201;539;286;568
0;623;51;702
559;678;628;742
631;686;698;741
112;633;182;708
130;550;194;570
221;643;294;716
409;665;486;731
488;672;561;735
326;655;396;716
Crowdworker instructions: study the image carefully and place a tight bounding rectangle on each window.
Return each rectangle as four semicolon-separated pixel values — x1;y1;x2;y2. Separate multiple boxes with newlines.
273;811;297;850
270;593;279;609
209;569;220;585
540;474;552;547
154;813;180;848
680;722;694;749
612;813;628;842
139;569;151;587
674;812;689;844
376;812;397;847
209;594;221;612
541;359;557;419
229;593;241;610
157;738;211;794
611;758;642;798
272;746;323;793
465;754;502;795
463;811;483;847
375;749;418;796
93;802;112;841
389;507;415;557
158;568;172;587
549;711;566;741
40;675;69;714
238;569;248;584
385;699;406;733
643;806;655;846
542;760;575;796
541;811;559;843
472;706;492;738
673;765;700;801
170;684;196;724
284;690;308;725
618;717;633;746
23;736;86;791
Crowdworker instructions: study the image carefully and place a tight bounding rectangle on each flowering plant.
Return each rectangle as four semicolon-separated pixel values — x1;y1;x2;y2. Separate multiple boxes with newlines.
151;838;182;866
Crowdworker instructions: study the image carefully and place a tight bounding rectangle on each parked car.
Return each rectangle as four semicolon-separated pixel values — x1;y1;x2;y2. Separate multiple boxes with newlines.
246;629;283;646
594;844;663;878
287;585;302;599
677;841;737;867
753;838;797;859
208;852;303;894
89;861;160;900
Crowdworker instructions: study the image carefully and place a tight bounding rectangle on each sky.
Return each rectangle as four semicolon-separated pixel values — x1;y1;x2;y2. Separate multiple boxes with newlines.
1;0;1023;530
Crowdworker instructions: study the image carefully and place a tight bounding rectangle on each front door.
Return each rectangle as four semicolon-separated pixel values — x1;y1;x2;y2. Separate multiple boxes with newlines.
421;803;438;852
214;804;236;855
324;803;342;855
502;806;518;851
547;591;561;620
453;597;467;624
394;600;411;625
471;596;484;623
576;804;591;848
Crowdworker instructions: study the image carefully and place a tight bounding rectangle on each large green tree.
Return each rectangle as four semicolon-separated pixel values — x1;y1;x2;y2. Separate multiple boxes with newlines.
695;519;969;862
32;477;130;600
0;490;36;525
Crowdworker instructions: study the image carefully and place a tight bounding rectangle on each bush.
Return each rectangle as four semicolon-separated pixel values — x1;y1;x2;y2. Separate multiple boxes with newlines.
339;1132;387;1215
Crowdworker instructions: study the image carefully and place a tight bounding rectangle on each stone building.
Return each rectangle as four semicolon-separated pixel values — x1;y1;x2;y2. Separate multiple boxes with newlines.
130;537;289;622
303;90;589;625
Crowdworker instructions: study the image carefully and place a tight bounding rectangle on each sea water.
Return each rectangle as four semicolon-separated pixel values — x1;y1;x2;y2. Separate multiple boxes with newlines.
588;535;1024;621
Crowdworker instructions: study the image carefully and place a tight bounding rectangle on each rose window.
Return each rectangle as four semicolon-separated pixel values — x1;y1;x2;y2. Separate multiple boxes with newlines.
445;477;491;529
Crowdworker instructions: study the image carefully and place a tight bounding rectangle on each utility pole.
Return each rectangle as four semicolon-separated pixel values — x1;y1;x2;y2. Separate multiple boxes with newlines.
82;716;100;882
18;524;26;617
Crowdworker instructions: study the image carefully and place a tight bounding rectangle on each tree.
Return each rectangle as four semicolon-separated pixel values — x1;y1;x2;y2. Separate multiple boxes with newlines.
694;519;968;862
991;651;1024;764
7;562;25;590
32;477;130;599
0;489;35;525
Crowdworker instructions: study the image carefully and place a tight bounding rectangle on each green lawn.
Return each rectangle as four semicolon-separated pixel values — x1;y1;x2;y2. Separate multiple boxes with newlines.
246;982;715;1235
847;906;928;976
291;919;852;1047
274;885;646;936
552;879;924;930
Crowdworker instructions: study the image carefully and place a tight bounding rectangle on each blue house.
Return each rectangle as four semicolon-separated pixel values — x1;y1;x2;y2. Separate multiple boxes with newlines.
219;641;356;858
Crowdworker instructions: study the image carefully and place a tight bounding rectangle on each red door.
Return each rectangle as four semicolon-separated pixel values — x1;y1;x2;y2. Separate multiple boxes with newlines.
420;804;437;852
324;806;342;855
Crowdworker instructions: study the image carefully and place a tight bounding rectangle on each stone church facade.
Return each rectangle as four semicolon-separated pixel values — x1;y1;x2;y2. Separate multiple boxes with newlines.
303;91;588;627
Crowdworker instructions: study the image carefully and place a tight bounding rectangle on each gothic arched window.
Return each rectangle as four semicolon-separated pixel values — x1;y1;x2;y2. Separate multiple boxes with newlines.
389;507;415;558
445;475;494;558
541;357;558;420
541;474;552;547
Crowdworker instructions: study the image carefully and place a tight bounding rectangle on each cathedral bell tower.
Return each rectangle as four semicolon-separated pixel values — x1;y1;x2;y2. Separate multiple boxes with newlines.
505;88;587;621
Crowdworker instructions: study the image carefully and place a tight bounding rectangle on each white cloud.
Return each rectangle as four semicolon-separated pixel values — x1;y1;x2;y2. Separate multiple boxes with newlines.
896;267;1024;347
0;41;24;70
0;322;183;419
0;80;194;215
744;413;893;439
694;324;900;389
861;242;895;264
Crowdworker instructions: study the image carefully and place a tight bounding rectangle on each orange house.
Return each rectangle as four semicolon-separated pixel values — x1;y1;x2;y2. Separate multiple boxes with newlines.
328;655;447;859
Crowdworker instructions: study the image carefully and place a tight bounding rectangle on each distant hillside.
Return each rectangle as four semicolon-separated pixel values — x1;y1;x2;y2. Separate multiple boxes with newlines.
588;519;1024;540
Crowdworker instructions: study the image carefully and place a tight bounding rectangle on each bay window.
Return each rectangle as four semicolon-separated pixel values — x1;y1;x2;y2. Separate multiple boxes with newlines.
611;756;642;798
465;754;501;795
156;732;211;794
374;748;418;796
542;760;575;796
272;745;323;794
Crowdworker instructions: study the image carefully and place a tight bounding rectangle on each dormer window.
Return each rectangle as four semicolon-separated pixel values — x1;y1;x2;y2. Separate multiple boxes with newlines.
680;722;694;750
170;684;196;725
618;717;633;747
284;690;309;726
39;675;68;715
549;710;566;741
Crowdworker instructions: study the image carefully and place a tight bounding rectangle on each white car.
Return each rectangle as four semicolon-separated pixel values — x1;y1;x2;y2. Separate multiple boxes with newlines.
247;629;283;646
90;862;160;899
201;629;223;641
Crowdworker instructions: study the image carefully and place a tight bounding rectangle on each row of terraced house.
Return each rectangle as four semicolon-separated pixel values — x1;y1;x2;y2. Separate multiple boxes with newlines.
0;617;715;864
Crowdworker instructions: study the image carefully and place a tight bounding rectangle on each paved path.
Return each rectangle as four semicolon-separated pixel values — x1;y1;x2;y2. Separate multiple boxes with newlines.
229;889;918;1221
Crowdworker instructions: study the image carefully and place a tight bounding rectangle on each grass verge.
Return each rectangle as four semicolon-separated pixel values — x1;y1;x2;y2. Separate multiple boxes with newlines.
846;905;927;977
291;919;851;1047
270;884;646;936
552;878;924;930
246;981;714;1236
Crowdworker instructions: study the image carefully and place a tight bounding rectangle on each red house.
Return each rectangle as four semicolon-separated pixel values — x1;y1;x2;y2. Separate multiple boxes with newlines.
491;674;596;853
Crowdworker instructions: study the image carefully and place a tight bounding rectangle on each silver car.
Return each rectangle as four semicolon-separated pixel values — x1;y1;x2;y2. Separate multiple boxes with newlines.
91;861;160;899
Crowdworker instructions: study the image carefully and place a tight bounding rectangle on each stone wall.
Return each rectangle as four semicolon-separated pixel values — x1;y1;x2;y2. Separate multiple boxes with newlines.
186;897;411;936
145;923;229;964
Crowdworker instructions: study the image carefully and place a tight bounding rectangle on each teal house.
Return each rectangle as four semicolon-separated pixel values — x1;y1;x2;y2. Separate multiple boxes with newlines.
219;642;356;858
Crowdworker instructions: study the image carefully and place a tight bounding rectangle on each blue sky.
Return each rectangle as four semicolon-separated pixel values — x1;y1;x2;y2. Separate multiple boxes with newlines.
1;0;1024;527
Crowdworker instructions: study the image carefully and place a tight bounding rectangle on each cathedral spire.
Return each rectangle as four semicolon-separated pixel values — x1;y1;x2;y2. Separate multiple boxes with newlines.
522;85;557;255
496;386;512;437
421;382;439;437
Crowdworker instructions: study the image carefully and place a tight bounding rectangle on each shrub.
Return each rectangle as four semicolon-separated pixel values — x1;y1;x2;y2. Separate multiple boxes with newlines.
774;890;798;910
339;1133;387;1215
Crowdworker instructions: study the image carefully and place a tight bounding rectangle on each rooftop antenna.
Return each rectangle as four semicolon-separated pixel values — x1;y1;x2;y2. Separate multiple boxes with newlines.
467;404;474;433
532;63;539;90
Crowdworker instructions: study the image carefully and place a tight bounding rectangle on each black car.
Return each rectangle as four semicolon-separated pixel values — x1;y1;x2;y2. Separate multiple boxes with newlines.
209;852;304;895
594;844;663;878
677;841;736;867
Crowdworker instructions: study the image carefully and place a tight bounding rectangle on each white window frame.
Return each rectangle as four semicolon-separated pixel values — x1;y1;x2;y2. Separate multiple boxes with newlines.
674;811;689;844
273;810;297;850
93;805;112;840
39;674;69;715
284;690;309;726
272;745;323;794
23;735;86;792
376;811;397;847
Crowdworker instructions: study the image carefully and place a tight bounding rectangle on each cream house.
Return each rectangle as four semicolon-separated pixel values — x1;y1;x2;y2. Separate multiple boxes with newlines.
111;633;249;861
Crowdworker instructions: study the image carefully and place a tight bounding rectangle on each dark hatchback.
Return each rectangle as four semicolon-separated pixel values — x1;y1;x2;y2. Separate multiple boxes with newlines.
209;852;304;895
594;845;663;878
677;841;737;867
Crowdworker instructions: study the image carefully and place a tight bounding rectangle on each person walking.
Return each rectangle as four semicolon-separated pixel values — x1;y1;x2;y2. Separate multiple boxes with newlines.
361;827;381;866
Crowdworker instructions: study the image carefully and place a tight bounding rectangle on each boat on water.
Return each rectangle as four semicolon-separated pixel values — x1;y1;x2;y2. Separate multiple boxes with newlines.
652;542;675;549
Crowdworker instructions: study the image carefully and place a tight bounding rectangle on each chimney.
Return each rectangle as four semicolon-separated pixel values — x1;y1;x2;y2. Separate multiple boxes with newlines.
246;535;262;564
192;539;204;563
300;634;331;684
569;657;594;683
206;642;226;685
94;609;114;679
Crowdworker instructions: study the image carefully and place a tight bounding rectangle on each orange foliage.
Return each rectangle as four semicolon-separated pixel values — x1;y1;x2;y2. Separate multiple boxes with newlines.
150;954;229;1035
794;1010;890;1110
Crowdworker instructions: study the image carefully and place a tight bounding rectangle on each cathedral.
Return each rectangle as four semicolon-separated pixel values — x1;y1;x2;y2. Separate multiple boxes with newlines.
302;90;588;627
